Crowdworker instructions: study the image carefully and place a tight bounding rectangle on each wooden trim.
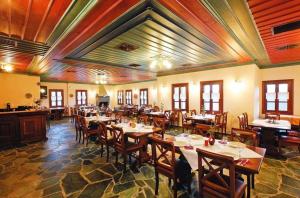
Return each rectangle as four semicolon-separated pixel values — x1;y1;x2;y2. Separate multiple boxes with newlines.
49;89;64;108
262;79;294;115
171;83;189;112
200;80;223;114
75;90;88;106
125;89;133;105
117;90;124;105
139;88;148;106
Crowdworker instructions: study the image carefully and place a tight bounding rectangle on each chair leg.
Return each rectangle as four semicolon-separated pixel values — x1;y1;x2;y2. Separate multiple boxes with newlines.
75;128;78;141
123;153;127;172
173;178;177;198
115;152;119;165
106;145;110;162
168;178;171;186
100;143;104;157
251;174;255;189
155;171;159;195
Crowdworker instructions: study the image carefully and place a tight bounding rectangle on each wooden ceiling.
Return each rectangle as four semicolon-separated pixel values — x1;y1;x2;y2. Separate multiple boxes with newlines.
0;0;299;84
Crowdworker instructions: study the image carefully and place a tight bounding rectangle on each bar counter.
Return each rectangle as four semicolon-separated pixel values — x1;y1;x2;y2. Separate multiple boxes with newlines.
0;110;49;149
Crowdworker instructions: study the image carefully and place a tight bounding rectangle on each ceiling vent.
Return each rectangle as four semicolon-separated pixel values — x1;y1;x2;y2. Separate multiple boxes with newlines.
128;63;141;67
0;35;49;56
276;43;300;51
273;20;300;35
115;42;139;52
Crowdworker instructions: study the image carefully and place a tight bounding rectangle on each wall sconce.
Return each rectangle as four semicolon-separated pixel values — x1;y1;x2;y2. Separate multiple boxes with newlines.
231;79;244;92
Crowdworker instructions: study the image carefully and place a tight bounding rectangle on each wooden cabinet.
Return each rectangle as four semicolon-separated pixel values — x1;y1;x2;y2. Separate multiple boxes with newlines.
0;116;18;148
0;111;48;149
19;115;46;143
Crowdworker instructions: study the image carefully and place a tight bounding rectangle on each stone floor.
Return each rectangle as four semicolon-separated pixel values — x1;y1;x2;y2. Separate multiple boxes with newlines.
0;119;299;198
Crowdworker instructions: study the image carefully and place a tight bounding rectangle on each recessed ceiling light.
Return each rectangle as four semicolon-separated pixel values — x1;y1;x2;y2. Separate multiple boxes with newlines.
1;64;13;72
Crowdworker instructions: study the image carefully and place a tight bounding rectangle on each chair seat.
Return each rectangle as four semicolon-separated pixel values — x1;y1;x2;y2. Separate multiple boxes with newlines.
281;135;300;144
287;131;300;137
203;175;246;198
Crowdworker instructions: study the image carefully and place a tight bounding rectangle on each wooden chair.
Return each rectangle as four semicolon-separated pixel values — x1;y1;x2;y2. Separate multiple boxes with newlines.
242;112;261;132
153;117;166;138
115;112;123;123
111;126;143;172
80;117;98;146
193;124;211;136
70;107;75;123
153;106;160;112
214;113;223;132
231;128;259;147
98;122;114;162
190;109;197;116
151;136;191;198
74;115;82;142
222;112;228;134
170;110;180;127
265;113;280;120
182;112;193;132
138;115;149;125
238;114;247;130
197;148;246;198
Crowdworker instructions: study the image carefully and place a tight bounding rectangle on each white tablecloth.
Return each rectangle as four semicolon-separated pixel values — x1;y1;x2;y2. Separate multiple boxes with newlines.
190;114;215;120
108;123;155;133
174;135;262;171
251;119;291;130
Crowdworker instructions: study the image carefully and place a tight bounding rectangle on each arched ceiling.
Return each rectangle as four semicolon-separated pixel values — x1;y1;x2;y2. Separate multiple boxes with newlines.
0;0;299;84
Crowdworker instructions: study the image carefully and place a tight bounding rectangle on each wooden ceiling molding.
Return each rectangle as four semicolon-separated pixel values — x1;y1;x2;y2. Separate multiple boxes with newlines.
248;0;300;65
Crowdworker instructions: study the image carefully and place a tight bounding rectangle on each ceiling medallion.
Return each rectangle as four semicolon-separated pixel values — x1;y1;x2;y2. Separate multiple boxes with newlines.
115;42;139;52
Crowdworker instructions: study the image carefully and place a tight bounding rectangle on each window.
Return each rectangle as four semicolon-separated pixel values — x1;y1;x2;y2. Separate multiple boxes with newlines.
117;90;123;105
140;88;148;106
76;90;87;106
172;83;189;111
49;89;64;108
200;80;223;114
125;90;132;105
262;79;293;115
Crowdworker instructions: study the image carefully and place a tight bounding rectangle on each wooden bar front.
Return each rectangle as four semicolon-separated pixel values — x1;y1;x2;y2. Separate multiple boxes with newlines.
0;110;48;149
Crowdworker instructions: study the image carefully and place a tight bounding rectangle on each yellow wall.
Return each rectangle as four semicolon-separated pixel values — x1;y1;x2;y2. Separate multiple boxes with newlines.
0;73;40;108
40;82;101;107
111;64;259;128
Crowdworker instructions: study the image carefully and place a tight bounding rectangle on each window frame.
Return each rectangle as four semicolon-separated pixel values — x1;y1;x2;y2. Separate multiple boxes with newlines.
139;88;148;106
171;83;189;112
117;90;124;105
125;89;133;105
75;90;88;106
262;79;294;115
49;89;64;108
200;80;223;114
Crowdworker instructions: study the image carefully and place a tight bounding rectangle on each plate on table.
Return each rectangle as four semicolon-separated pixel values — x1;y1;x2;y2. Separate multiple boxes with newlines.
144;126;153;129
228;141;246;148
189;134;202;140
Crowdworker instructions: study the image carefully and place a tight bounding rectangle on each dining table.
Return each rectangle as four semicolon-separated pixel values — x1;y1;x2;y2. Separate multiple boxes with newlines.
107;123;162;162
49;107;65;120
186;114;215;123
84;116;117;125
161;133;266;198
250;119;291;157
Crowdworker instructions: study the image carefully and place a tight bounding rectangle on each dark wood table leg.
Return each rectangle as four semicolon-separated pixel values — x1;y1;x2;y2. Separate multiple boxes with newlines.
252;174;255;189
247;174;251;198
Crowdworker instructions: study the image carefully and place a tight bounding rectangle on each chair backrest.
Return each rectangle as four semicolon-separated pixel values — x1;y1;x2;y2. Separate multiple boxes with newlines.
74;114;81;129
98;122;108;140
242;112;249;128
231;128;258;146
79;116;88;132
151;136;176;173
115;112;123;123
265;113;280;120
190;109;197;116
138;115;148;124
197;148;236;198
182;112;188;122
193;124;211;136
154;106;160;112
238;114;247;130
222;112;228;133
153;117;166;137
111;126;125;148
164;110;171;119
